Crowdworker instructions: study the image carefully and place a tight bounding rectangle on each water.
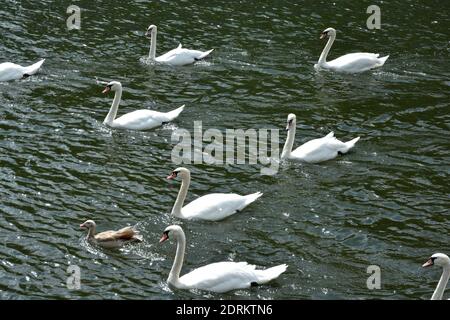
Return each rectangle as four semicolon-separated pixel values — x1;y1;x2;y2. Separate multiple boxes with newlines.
0;0;449;299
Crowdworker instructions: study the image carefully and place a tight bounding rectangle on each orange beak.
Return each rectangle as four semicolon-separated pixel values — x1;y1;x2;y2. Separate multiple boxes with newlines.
167;172;177;180
422;259;434;268
159;233;169;243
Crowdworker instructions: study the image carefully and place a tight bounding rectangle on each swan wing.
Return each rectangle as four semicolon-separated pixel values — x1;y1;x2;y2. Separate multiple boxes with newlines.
95;227;134;241
327;52;385;73
180;262;284;293
182;193;250;221
156;46;212;66
291;132;345;163
112;109;170;130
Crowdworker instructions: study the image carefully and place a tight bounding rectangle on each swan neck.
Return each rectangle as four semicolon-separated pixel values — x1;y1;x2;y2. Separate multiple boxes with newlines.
432;265;450;300
87;226;96;239
318;33;335;65
171;173;190;218
149;28;157;59
281;121;296;159
104;88;122;125
168;231;186;286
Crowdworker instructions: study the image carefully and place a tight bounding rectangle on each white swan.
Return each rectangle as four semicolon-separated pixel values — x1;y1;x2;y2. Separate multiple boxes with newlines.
145;25;214;66
0;59;45;82
314;27;389;73
80;220;143;249
422;253;450;300
102;81;185;130
281;113;360;163
160;225;287;293
167;167;262;221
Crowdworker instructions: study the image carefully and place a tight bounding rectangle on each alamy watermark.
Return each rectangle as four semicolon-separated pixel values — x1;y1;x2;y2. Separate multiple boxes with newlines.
366;265;381;290
66;5;81;30
66;265;81;290
366;5;381;29
171;121;280;175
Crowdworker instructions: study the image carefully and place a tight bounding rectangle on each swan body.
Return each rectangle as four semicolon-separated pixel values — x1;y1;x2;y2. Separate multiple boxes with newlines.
0;59;45;81
423;253;450;300
145;25;214;66
281;113;360;163
167;167;262;221
160;225;287;293
314;27;388;73
80;220;143;248
102;81;185;130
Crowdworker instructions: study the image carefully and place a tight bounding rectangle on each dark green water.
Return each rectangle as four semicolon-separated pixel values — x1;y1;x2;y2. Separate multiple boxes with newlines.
0;0;449;299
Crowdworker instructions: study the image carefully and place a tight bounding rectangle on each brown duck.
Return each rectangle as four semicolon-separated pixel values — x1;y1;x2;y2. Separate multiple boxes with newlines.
80;220;143;248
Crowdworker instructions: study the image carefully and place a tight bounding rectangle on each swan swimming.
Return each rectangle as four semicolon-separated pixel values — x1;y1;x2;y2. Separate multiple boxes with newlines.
145;25;214;66
281;113;360;163
314;27;389;73
0;59;45;81
160;225;287;293
167;167;263;221
102;81;185;130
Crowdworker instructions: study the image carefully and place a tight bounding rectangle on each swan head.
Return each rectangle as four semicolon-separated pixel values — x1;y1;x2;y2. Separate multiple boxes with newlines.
80;219;96;231
102;81;122;94
145;25;157;38
167;167;190;180
160;225;184;243
286;113;297;131
423;253;450;268
320;27;336;40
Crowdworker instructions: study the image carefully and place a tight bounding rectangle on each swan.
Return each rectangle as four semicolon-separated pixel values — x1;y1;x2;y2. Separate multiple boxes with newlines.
281;113;360;163
314;27;389;73
80;220;143;248
145;25;214;66
167;167;263;221
422;253;450;300
0;59;45;81
102;81;185;130
160;225;287;293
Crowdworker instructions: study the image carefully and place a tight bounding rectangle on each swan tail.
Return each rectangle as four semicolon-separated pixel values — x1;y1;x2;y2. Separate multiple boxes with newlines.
197;49;214;60
244;192;263;206
340;136;360;154
325;131;334;138
166;104;185;121
377;55;389;66
22;59;45;76
132;234;144;242
254;264;288;284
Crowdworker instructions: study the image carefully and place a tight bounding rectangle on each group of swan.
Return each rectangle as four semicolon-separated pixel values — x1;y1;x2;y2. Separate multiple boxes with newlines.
0;26;389;83
81;213;450;297
14;23;450;298
80;223;287;293
3;23;443;299
100;82;362;163
80;167;284;293
0;23;213;83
